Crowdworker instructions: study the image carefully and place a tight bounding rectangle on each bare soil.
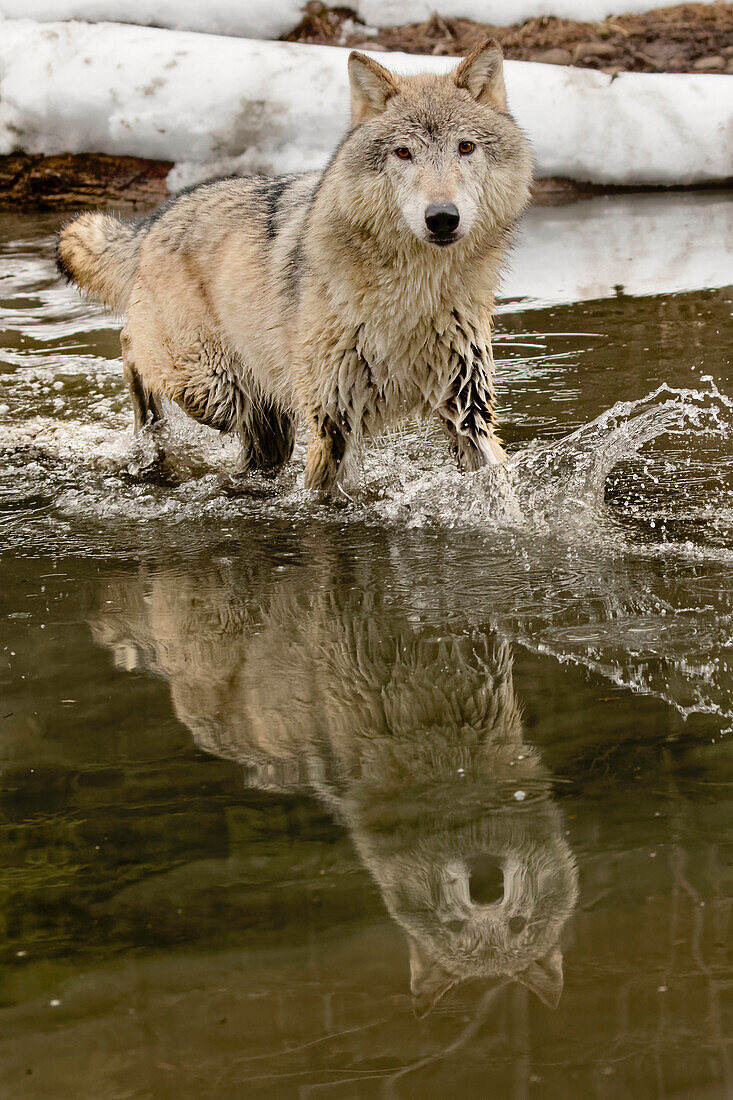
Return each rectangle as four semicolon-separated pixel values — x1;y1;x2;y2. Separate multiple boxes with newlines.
0;153;171;211
285;3;733;74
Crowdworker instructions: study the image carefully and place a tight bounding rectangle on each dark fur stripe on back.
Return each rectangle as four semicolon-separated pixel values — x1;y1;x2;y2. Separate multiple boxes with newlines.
257;176;296;240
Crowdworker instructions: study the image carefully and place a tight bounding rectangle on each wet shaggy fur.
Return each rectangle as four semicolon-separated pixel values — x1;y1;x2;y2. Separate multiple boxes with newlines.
57;39;532;489
91;564;578;1015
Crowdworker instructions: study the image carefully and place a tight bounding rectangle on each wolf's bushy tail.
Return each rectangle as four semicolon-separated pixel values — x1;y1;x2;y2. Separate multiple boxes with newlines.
56;213;142;311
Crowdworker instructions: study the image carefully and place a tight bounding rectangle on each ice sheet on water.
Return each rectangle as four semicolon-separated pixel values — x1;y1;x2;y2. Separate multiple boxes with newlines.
500;194;733;309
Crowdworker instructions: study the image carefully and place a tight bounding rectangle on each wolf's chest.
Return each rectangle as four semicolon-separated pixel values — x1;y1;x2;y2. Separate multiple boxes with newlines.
345;312;491;426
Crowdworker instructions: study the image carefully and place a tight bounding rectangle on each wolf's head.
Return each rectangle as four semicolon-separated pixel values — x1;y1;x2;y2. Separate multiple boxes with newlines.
380;807;579;1017
341;40;532;251
349;760;578;1017
332;635;578;1018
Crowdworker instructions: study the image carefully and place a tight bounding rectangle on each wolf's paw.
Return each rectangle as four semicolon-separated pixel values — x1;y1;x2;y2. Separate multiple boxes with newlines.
457;434;507;471
303;453;339;494
126;449;179;487
303;413;348;495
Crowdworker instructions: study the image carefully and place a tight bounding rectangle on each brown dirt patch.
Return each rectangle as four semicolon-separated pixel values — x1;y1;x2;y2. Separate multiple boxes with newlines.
285;3;733;74
0;153;171;211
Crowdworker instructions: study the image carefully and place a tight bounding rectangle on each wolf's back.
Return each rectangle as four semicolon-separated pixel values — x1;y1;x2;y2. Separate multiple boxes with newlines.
57;212;142;311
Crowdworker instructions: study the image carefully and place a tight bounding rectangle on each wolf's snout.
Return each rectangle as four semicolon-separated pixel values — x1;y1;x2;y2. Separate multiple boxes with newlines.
467;855;504;905
424;202;460;240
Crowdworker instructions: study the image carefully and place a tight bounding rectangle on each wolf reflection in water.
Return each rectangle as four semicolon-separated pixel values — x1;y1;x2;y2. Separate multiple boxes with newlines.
91;565;578;1016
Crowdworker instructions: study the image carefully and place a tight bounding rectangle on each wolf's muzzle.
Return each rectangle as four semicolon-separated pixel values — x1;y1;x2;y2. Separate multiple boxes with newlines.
425;202;460;244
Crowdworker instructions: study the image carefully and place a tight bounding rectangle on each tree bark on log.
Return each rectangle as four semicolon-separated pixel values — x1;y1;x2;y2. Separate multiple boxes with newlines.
0;153;171;211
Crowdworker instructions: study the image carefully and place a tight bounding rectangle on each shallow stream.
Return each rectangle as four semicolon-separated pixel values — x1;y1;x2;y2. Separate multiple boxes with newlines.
0;192;732;1098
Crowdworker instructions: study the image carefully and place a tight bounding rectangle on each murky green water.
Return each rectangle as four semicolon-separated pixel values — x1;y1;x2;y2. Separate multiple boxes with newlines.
1;195;732;1098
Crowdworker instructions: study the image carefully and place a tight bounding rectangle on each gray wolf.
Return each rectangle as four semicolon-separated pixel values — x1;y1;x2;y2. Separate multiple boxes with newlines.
57;40;531;491
90;560;578;1016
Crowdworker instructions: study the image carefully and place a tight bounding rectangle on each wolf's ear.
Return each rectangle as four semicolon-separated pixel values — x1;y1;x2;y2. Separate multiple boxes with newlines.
348;51;398;124
408;937;458;1018
453;38;507;111
516;946;564;1009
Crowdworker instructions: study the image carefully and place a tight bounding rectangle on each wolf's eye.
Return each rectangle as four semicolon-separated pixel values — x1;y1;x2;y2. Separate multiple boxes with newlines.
394;147;412;160
458;141;475;156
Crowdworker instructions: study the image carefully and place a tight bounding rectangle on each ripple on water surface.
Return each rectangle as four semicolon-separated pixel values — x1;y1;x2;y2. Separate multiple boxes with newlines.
1;198;733;1098
0;203;732;732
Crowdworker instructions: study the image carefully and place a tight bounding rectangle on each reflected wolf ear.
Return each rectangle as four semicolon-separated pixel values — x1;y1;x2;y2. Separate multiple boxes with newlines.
453;38;507;111
516;946;564;1008
408;936;458;1019
348;51;398;123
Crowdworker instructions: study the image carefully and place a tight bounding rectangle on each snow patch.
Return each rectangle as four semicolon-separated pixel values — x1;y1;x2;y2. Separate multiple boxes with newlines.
0;20;731;186
0;1;304;39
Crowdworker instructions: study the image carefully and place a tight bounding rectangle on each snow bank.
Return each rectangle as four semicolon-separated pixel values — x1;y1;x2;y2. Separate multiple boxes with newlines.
0;2;304;40
0;1;722;37
501;193;733;308
0;21;731;187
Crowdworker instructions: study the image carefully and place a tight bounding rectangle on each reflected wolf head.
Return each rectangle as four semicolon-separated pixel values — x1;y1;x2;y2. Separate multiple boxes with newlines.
358;747;577;1016
91;563;577;1015
302;625;578;1016
340;40;532;251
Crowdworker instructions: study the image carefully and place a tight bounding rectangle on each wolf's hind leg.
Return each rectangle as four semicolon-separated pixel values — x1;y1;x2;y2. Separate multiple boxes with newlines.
170;341;294;475
121;331;164;433
239;398;296;474
120;331;175;482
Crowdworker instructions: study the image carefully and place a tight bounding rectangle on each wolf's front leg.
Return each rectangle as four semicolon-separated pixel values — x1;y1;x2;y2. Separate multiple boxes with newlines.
441;415;506;470
437;352;506;471
304;411;350;492
298;319;369;492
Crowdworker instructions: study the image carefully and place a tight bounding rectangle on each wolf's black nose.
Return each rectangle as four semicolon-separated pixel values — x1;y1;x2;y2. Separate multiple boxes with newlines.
467;855;503;905
425;202;460;238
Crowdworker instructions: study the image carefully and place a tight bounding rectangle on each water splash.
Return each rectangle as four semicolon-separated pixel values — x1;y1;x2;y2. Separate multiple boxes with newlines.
518;380;731;505
1;372;731;553
368;379;733;546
